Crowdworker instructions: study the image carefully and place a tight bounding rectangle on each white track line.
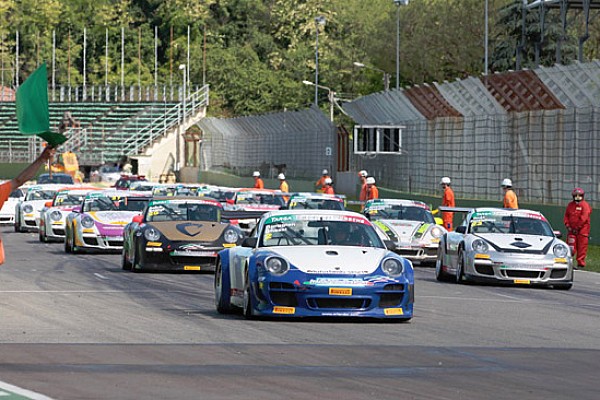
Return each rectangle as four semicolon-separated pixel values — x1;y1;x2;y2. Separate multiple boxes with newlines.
0;381;54;400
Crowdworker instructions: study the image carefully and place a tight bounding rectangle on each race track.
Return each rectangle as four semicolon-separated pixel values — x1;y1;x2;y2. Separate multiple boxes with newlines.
1;226;599;400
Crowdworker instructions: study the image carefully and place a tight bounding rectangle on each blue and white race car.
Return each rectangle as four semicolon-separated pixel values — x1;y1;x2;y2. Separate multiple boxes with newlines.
436;207;573;289
214;210;414;320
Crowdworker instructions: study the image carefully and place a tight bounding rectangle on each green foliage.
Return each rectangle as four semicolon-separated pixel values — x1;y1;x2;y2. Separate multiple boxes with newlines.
0;0;595;116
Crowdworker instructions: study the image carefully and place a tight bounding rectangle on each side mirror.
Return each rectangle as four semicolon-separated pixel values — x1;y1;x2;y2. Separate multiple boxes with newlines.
45;201;53;208
455;226;467;234
132;215;143;224
384;240;397;250
553;230;563;239
242;237;258;248
72;206;82;213
434;217;444;226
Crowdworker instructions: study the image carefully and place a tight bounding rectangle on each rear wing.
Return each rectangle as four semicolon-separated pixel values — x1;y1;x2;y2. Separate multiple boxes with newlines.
221;210;268;222
438;206;474;213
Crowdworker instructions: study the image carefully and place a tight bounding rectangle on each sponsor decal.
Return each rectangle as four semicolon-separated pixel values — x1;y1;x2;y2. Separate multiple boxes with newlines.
176;222;204;237
147;241;162;247
223;243;237;248
329;287;352;296
514;279;531;284
184;266;201;270
384;308;404;316
306;278;367;287
273;306;295;314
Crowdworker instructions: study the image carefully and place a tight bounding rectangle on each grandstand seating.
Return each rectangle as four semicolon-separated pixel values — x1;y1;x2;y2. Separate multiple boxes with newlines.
0;101;178;164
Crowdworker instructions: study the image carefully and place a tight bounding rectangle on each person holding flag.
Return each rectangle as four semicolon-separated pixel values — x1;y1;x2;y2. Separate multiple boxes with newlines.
1;63;67;265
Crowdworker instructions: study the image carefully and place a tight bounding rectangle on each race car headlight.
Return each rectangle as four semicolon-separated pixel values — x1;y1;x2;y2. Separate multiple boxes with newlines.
265;257;289;275
144;227;161;242
472;239;489;253
382;258;404;276
23;204;33;213
81;215;95;228
50;210;62;221
553;244;569;258
430;226;443;238
223;228;239;244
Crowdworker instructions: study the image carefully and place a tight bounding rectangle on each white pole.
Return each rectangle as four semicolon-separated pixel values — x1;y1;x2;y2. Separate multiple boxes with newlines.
105;28;108;86
121;27;125;90
154;26;158;87
314;20;319;106
52;30;56;100
485;0;489;75
83;28;87;92
15;30;19;87
187;25;190;87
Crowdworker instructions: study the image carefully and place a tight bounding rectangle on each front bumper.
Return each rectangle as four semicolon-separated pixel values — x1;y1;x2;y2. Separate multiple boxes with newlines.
467;253;572;286
75;233;124;251
393;245;438;264
249;271;414;319
137;245;223;272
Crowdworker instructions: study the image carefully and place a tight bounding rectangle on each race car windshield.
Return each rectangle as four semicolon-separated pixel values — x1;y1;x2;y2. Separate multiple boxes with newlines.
26;190;58;201
368;205;434;223
146;202;221;222
54;194;85;206
261;219;384;248
288;199;344;211
470;214;554;236
237;193;285;207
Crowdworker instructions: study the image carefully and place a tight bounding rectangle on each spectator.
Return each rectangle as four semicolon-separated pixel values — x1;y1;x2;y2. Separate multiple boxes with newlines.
252;171;264;189
440;176;455;230
501;178;518;209
278;173;289;202
315;169;330;192
323;177;335;195
358;170;368;202
0;146;56;265
366;177;379;200
564;188;592;269
57;111;80;134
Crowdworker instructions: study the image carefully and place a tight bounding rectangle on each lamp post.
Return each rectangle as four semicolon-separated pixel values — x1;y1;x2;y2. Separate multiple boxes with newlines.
314;16;326;106
179;64;187;123
393;0;409;90
353;62;390;91
303;80;334;122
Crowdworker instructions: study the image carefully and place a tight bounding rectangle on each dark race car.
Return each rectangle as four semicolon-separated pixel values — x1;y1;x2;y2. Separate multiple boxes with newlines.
122;196;247;272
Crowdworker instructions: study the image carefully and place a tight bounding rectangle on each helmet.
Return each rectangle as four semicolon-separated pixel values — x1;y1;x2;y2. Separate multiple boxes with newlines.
324;177;332;185
572;187;585;197
278;173;285;180
440;177;451;185
366;177;376;185
501;178;512;187
358;170;368;177
252;171;260;177
322;169;329;175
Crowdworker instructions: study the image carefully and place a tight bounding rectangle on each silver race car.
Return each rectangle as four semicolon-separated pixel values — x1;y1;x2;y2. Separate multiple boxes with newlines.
435;207;573;289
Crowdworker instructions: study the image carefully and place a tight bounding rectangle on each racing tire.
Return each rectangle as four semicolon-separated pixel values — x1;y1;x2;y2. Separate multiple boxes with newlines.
435;244;452;282
14;217;22;232
39;229;46;243
242;268;255;319
553;283;573;291
456;249;466;284
132;241;143;272
64;228;73;253
121;247;132;270
215;259;232;314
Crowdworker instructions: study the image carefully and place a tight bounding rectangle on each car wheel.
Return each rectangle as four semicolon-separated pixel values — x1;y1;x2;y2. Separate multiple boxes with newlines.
39;228;46;243
553;283;573;290
121;246;132;270
242;268;255;319
14;216;21;232
64;227;73;253
456;249;466;284
435;244;451;282
215;259;232;314
132;241;143;272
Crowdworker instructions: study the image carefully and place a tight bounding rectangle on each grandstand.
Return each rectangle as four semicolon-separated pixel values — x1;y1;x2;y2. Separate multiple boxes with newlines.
0;85;209;181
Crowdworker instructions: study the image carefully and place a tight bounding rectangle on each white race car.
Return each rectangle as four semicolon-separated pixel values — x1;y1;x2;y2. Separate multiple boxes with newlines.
38;187;97;242
436;207;573;289
64;191;150;253
14;184;67;232
0;184;29;224
364;199;446;265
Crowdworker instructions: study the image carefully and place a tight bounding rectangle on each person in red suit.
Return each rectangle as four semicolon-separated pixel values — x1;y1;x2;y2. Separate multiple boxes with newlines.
564;188;592;269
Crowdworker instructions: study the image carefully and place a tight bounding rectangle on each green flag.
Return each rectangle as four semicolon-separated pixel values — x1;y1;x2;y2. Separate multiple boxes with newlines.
16;63;67;146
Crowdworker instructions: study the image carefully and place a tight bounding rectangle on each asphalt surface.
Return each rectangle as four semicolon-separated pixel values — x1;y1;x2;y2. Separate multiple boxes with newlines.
1;226;599;399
